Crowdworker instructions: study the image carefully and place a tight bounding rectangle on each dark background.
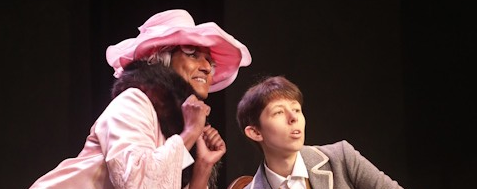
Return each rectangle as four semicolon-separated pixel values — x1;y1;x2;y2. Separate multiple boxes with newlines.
2;0;475;188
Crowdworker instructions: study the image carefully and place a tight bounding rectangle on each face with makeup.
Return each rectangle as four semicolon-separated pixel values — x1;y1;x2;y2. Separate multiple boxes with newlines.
170;45;216;100
249;98;306;156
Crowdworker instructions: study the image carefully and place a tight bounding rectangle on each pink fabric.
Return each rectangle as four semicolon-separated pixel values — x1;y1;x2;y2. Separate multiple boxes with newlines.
106;9;252;92
30;88;192;189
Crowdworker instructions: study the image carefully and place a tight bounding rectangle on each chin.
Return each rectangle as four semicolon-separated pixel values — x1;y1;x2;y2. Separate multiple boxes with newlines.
293;143;305;150
191;87;209;99
198;94;208;100
194;91;208;100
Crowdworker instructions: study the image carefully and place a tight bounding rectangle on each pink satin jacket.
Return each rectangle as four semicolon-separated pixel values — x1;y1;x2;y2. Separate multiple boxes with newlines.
30;88;193;189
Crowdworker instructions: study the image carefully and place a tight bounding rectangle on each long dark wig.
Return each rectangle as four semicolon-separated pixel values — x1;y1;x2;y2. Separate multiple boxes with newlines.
111;60;220;189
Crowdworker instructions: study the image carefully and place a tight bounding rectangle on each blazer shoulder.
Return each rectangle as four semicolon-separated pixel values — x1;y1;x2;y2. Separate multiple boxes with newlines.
303;140;357;161
317;140;354;150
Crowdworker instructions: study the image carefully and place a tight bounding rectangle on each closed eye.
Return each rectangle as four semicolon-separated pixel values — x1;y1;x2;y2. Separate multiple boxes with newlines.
183;51;198;58
293;108;301;113
273;110;284;116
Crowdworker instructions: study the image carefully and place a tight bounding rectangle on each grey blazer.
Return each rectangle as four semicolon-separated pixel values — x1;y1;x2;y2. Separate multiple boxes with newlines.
244;140;403;189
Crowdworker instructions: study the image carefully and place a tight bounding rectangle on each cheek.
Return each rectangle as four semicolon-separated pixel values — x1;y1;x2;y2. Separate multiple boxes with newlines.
261;122;286;137
173;68;188;80
171;64;192;79
170;62;182;73
262;128;287;146
171;55;194;74
183;63;198;76
207;74;213;83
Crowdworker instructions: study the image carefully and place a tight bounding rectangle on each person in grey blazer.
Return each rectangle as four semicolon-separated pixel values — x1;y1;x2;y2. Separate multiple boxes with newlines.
236;76;403;189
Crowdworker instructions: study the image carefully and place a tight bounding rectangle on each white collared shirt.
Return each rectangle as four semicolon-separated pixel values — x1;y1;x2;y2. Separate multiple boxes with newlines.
264;152;309;189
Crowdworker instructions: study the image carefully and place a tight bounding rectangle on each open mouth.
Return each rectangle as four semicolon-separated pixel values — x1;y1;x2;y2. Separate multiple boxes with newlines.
290;130;302;139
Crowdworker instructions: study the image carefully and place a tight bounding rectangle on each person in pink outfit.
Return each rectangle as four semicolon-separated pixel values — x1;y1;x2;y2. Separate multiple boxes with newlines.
236;76;403;189
30;9;251;189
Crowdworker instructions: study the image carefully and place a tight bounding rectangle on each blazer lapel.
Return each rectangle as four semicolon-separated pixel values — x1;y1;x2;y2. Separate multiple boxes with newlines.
300;146;333;189
247;163;272;189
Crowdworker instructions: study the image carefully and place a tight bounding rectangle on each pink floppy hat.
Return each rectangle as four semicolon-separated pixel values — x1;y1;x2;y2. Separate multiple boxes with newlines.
106;9;252;93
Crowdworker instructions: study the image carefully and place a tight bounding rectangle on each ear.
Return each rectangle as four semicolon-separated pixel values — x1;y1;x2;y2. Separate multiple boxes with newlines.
244;126;263;142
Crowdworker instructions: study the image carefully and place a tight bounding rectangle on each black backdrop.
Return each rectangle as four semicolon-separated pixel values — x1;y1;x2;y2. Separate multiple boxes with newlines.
2;0;475;188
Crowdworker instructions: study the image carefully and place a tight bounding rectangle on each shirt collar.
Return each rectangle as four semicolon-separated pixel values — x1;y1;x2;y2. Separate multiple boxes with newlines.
264;152;309;189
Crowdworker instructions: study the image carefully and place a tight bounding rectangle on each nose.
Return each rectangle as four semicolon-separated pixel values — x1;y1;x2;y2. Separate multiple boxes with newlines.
198;58;213;75
288;110;298;125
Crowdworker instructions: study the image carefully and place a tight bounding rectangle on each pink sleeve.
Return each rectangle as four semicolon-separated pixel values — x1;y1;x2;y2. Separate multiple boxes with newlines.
95;88;186;189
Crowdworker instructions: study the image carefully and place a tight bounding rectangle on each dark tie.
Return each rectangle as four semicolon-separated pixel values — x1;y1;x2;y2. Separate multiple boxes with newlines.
305;178;312;189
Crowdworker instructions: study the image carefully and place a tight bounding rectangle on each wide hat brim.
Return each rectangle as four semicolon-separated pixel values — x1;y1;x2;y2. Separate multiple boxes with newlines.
106;9;251;92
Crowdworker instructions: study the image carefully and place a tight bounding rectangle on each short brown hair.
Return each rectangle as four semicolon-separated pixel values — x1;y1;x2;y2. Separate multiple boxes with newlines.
236;76;303;133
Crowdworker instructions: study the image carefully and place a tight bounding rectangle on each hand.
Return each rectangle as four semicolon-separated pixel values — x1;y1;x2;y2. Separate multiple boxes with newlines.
195;125;226;165
180;94;211;150
188;125;226;189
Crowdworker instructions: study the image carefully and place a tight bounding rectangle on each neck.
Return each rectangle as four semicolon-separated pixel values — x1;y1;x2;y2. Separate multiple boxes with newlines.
264;151;298;177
